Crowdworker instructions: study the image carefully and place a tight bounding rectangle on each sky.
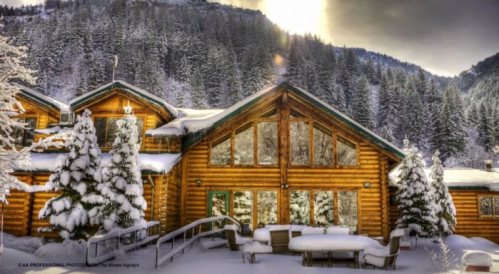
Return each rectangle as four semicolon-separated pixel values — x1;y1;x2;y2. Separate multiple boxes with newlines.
208;0;499;77
5;0;499;77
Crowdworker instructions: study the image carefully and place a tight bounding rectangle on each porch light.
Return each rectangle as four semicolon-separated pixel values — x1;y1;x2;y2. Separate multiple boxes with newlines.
364;182;371;188
281;182;288;189
196;179;203;186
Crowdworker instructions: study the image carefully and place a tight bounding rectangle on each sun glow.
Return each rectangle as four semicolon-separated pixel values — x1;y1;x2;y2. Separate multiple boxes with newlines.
262;0;325;35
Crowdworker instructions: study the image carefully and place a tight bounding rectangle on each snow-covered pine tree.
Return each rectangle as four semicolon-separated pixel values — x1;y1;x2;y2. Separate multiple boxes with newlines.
376;73;391;129
429;151;456;236
284;35;303;87
415;68;427;102
352;75;375;130
0;27;63;204
396;144;437;238
439;85;467;161
478;102;494;152
466;103;479;129
97;106;147;236
39;109;104;240
190;67;207;109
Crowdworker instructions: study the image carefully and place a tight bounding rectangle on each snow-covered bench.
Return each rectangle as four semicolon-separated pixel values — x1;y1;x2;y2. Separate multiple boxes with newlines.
224;225;252;251
242;241;272;263
462;251;493;272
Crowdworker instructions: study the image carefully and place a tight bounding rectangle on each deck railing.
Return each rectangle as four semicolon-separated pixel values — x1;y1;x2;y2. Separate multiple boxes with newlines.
155;216;240;268
86;221;160;265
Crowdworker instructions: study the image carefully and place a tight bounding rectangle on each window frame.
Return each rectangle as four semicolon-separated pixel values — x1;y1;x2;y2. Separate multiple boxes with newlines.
92;114;146;149
13;116;38;148
478;194;499;218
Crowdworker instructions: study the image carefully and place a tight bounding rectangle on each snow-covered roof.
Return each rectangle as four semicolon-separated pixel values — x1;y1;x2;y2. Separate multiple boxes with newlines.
389;167;499;191
22;153;181;174
34;126;72;135
146;108;224;136
150;82;404;159
17;85;69;112
69;81;178;118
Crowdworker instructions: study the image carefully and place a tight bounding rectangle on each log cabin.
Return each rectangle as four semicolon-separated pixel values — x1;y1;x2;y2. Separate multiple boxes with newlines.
3;81;499;243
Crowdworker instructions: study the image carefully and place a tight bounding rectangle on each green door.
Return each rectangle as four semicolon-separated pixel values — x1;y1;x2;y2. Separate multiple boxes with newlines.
207;191;230;230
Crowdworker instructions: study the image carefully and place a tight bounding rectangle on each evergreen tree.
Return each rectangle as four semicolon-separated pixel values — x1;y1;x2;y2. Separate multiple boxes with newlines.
380;125;395;143
439;85;467;161
190;67;207;109
415;68;427;102
363;55;376;84
406;91;425;148
478;102;495;151
466;103;479;129
284;35;303;87
352;76;375;130
97;106;147;236
429;150;457;236
39;109;104;240
376;73;391;129
396;145;437;238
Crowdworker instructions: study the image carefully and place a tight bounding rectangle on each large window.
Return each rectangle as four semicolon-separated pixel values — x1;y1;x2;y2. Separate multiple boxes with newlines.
211;134;231;165
314;191;334;226
234;124;254;165
233;191;253;229
258;122;278;165
290;122;310;165
337;135;357;166
338;191;358;232
290;190;310;225
479;196;499;217
95;116;144;147
13;117;37;147
313;124;333;165
257;191;278;227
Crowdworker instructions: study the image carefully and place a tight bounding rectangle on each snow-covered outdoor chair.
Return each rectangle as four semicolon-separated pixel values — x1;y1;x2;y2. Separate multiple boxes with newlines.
224;225;252;251
362;229;404;270
269;225;291;253
290;225;307;238
461;251;493;272
242;241;272;264
326;226;354;262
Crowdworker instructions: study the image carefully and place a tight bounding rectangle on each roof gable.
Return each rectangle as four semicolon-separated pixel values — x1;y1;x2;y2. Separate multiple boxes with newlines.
69;81;178;119
159;82;404;161
17;85;69;113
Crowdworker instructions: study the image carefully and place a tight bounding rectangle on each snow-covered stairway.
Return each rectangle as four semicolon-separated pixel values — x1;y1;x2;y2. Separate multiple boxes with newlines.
155;216;240;268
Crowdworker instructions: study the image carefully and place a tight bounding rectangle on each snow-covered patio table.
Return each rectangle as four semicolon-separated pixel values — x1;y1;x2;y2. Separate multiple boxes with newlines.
289;234;382;268
253;228;270;243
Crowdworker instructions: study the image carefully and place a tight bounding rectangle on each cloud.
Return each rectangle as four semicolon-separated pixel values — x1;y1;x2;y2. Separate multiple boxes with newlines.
210;0;499;75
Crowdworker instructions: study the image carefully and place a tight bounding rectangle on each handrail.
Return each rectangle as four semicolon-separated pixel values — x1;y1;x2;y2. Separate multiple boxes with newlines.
155;215;240;268
86;221;159;265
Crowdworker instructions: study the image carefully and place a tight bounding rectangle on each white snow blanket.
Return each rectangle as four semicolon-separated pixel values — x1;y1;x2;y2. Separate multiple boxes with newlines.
301;227;325;235
243;241;272;255
2;233;43;254
253;228;270;242
326;226;349;235
289;235;382;251
290;225;307;232
462;251;493;267
146;108;224;136
27;153;180;174
268;225;290;231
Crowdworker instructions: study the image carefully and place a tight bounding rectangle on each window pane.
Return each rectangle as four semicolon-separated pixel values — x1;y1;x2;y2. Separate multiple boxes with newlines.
290;122;310;165
211;134;231;165
314;191;334;227
480;196;493;216
338;191;358;232
95;117;107;147
233;191;253;230
13;118;25;147
106;117;121;147
136;117;144;144
495;197;499;216
23;118;37;147
211;193;228;230
337;136;357;165
314;124;333;165
235;124;254;165
290;190;310;225
257;191;277;227
257;122;278;165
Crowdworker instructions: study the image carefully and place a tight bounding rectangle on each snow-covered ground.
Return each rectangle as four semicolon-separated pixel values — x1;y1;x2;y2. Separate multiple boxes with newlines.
1;234;499;274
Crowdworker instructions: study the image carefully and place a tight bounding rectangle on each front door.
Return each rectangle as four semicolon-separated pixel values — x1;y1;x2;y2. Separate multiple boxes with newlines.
207;191;230;230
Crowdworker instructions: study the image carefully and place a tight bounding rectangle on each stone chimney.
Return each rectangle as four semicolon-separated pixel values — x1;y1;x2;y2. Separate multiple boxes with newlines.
484;159;493;172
